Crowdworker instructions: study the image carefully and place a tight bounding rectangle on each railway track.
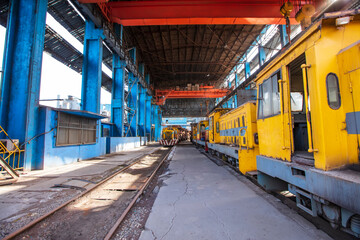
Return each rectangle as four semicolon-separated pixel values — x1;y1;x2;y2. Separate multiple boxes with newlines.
4;146;174;240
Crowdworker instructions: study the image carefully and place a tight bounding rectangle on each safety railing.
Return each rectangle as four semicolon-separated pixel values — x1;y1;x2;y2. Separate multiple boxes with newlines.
0;125;24;172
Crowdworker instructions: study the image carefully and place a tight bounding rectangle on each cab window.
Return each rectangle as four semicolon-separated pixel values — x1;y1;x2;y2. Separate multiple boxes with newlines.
326;73;341;109
258;70;281;118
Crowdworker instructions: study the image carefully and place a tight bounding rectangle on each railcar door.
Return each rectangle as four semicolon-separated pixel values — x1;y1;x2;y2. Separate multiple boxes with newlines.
287;54;315;165
337;42;360;154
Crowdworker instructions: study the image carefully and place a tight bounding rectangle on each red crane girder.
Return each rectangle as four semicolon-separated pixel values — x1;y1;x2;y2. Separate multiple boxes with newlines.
77;0;317;26
155;88;230;105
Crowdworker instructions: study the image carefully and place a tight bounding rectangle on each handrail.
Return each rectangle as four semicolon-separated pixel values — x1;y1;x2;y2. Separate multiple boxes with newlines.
278;79;288;150
301;64;318;153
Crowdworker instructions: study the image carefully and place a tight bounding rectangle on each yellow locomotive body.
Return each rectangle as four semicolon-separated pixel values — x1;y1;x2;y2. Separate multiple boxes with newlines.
160;127;179;146
255;12;360;235
208;108;231;144
219;102;259;174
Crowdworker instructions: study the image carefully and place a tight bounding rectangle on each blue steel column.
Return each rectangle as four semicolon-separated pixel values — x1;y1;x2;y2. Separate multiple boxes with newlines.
158;108;162;141
234;73;238;108
279;25;289;48
111;57;126;137
245;62;251;79
258;46;266;66
138;85;146;136
145;95;152;140
138;63;146;137
145;74;152;141
111;24;125;137
154;105;161;141
0;0;47;170
151;104;156;141
81;21;104;113
128;73;138;136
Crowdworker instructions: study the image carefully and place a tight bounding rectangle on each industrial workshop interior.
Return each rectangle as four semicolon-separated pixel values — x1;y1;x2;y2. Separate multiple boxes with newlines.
0;0;359;239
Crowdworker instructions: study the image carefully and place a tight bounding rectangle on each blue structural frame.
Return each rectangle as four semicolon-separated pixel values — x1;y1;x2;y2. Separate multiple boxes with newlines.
127;72;139;137
0;3;163;171
81;21;104;113
145;74;152;141
0;0;47;170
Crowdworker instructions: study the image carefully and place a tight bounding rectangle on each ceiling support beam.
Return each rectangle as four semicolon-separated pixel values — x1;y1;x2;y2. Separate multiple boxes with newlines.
106;0;303;26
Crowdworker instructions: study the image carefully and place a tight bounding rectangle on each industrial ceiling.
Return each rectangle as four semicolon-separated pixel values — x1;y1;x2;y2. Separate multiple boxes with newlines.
123;24;264;89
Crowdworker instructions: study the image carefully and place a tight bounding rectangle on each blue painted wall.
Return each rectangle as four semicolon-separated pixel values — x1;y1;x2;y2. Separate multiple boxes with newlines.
34;106;144;169
108;137;141;153
37;107;106;169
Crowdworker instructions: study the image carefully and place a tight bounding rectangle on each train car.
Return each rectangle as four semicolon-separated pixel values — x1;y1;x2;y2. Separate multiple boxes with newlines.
197;120;209;141
217;102;259;173
190;123;197;142
208;108;231;144
160;127;179;146
253;11;360;236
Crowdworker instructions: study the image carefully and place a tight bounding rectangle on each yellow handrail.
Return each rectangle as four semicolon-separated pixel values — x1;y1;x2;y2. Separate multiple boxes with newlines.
301;64;318;153
0;126;24;171
278;79;286;150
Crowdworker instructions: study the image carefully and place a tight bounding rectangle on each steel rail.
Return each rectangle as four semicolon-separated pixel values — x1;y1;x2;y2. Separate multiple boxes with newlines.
3;150;160;240
104;146;174;240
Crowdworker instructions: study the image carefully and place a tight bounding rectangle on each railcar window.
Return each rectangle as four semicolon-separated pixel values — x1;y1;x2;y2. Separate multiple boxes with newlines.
216;122;220;133
257;71;281;118
290;92;304;112
237;118;240;127
262;79;273;117
326;73;341;109
210;117;213;131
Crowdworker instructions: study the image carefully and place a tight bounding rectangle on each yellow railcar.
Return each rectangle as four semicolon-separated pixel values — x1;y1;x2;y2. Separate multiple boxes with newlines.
255;11;360;236
197;120;209;141
190;123;197;142
219;102;259;174
208;108;231;144
256;13;360;170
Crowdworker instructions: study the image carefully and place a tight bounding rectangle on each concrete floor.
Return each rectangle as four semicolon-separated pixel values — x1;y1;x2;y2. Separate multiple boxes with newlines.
140;145;332;240
0;144;160;238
